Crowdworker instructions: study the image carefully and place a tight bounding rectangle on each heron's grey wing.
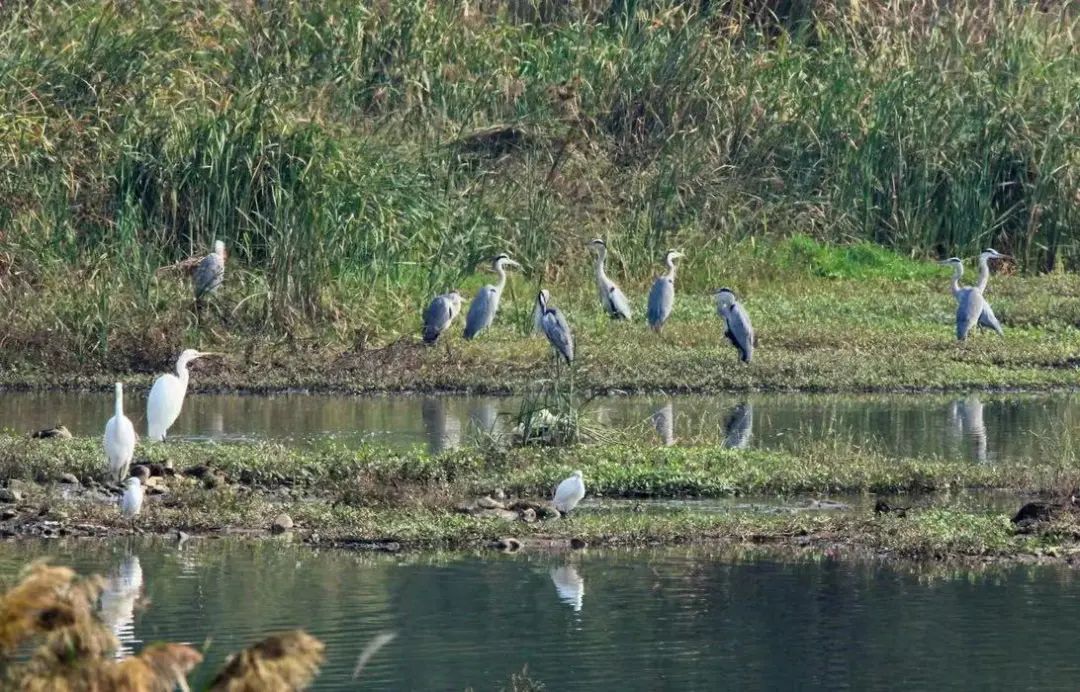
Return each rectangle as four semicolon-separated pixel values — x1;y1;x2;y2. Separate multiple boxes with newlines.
725;303;754;363
955;289;983;341
422;295;453;344
978;302;1004;336
463;287;495;340
193;253;224;299
646;277;672;329
607;284;632;320
542;308;574;363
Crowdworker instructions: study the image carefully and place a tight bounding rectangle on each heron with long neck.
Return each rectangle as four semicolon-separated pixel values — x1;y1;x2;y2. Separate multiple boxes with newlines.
464;254;521;340
646;250;685;332
146;349;220;441
941;249;1011;340
587;239;631;320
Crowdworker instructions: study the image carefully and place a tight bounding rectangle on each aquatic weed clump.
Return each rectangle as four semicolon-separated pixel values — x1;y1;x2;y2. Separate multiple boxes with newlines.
208;630;325;692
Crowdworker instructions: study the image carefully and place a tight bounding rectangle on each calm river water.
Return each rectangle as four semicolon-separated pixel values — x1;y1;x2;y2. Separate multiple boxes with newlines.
1;538;1078;690
2;389;1077;462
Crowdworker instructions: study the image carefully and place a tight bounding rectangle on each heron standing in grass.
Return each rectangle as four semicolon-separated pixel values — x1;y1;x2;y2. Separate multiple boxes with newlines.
422;290;464;345
714;288;755;363
532;289;550;335
941;251;1009;341
974;248;1011;335
536;290;574;365
194;240;226;306
553;470;585;516
588;239;632;320
464;254;521;340
121;477;144;519
104;382;136;483
146;349;218;441
646;250;685;332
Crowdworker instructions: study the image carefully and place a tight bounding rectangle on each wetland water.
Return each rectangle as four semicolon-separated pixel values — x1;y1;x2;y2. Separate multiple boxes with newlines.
2;538;1079;690
2;389;1077;462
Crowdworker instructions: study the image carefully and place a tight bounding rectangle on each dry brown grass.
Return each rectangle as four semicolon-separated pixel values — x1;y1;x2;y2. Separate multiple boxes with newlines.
208;630;325;692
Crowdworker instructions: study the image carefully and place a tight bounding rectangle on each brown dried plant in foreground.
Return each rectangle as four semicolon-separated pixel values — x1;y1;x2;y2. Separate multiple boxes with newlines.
208;630;325;692
0;561;324;691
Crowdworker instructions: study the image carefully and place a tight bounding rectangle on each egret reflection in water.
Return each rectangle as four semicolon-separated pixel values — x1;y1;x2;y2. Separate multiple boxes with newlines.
722;403;753;449
550;564;585;612
97;554;143;658
652;401;675;446
949;395;987;462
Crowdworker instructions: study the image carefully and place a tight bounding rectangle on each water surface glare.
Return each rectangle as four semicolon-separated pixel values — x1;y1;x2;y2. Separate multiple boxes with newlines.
1;539;1080;690
2;389;1077;462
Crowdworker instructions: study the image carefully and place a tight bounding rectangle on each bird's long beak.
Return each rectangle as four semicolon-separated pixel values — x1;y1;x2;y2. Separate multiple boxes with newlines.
195;351;225;359
505;259;521;268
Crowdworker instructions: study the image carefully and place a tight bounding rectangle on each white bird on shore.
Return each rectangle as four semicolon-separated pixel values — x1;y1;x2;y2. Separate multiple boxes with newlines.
146;349;218;441
553;470;586;515
104;382;136;483
121;477;144;519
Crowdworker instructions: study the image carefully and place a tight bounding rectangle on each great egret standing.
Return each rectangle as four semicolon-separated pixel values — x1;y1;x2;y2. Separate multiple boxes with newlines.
646;250;685;332
422;290;464;345
941;256;1006;341
463;254;521;340
587;239;632;320
714;288;755;363
536;290;574;364
193;240;226;305
121;477;144;519
553;470;585;515
146;349;217;441
103;382;137;483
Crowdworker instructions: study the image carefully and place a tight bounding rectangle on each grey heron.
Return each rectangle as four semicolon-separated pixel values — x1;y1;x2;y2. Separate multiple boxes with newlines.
940;253;1007;340
532;288;550;334
652;401;675;446
536;290;574;364
646;250;685;332
422;290;464;344
193;239;226;305
121;477;144;518
714;288;754;363
975;248;1011;335
103;382;136;483
463;254;521;339
587;239;632;320
553;469;585;515
146;349;220;441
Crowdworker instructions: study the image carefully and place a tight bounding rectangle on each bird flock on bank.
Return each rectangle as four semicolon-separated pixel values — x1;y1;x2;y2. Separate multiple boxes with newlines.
96;239;1009;521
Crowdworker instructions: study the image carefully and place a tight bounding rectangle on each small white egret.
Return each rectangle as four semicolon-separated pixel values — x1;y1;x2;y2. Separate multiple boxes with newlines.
553;470;586;515
146;349;218;441
103;382;136;483
193;239;227;304
121;477;144;519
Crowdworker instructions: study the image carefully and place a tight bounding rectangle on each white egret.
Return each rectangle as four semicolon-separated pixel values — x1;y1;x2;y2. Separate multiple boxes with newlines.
553;470;586;515
121;477;144;518
587;239;632;320
463;254;521;340
646;250;685;332
103;382;136;483
146;349;218;441
193;239;227;304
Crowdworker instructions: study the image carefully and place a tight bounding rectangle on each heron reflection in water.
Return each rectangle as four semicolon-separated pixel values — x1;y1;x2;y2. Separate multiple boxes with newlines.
421;398;463;454
550;564;585;612
722;402;753;449
98;554;143;658
948;395;987;462
652;401;675;446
